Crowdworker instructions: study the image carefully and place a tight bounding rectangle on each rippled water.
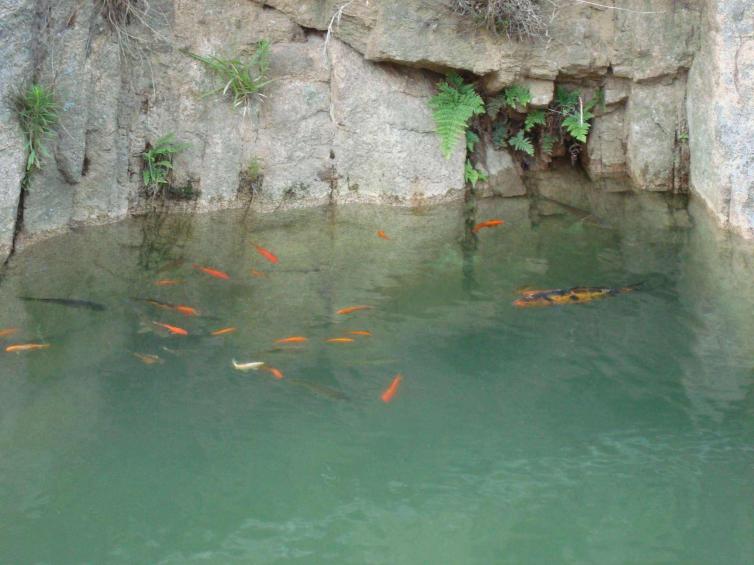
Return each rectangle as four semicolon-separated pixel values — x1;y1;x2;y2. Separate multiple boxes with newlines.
1;196;752;563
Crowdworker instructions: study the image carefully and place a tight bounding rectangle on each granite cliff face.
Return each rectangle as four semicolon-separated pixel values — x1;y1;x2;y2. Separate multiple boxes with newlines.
0;0;751;261
687;0;754;239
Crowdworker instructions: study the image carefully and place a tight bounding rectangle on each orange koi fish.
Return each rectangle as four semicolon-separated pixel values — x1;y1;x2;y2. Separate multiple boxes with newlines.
350;330;372;336
250;269;267;278
512;284;642;308
381;374;403;403
0;328;19;338
153;322;189;336
275;336;308;344
132;352;163;365
515;287;557;297
326;337;354;343
193;264;230;280
154;279;182;286
377;230;389;240
264;367;284;380
5;343;50;353
174;305;199;316
210;327;236;336
336;305;373;315
472;219;504;233
254;244;279;265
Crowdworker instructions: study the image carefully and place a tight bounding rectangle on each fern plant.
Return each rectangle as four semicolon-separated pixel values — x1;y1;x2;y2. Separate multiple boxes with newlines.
554;86;600;143
13;84;58;172
464;159;488;188
503;84;532;110
562;111;592;143
541;134;557;156
508;130;534;156
142;133;189;197
429;73;485;159
523;109;545;132
466;130;480;153
186;40;272;112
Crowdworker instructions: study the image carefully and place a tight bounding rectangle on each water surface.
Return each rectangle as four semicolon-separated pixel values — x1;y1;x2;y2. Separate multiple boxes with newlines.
1;197;752;564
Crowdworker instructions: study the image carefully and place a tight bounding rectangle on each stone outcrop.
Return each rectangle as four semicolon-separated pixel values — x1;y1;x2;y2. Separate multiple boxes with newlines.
687;0;754;239
264;0;699;199
0;0;752;262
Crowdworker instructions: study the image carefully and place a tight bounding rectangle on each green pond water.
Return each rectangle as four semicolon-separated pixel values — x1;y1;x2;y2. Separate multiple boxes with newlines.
1;196;753;564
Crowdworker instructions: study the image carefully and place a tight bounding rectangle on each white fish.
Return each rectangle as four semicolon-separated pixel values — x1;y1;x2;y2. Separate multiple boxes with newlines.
232;359;265;372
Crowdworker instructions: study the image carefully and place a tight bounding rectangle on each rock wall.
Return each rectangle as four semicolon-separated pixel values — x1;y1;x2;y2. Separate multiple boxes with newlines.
0;0;750;261
687;0;754;239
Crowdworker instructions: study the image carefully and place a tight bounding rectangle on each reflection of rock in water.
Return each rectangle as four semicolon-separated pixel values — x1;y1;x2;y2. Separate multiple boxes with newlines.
136;204;195;272
460;185;479;294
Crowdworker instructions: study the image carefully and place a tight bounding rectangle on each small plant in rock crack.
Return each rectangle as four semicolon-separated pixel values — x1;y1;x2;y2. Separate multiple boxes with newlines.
464;159;488;187
429;73;485;159
141;133;189;198
487;84;533;118
186;40;272;114
508;130;534;156
13;84;58;172
554;86;602;143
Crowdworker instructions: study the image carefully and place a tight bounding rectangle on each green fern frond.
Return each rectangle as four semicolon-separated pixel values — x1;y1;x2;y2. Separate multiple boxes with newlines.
466;130;480;153
429;73;485;159
562;116;590;143
541;134;558;156
509;130;534;156
464;159;488;187
524;109;546;132
555;86;580;112
503;84;532;110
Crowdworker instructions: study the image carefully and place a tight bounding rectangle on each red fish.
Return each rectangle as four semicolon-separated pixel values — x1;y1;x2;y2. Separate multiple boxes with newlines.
350;330;372;336
5;343;50;353
472;219;504;233
275;336;308;344
254;244;279;264
336;305;372;315
381;374;403;403
193;264;230;280
210;327;236;336
265;367;284;380
377;230;389;240
326;337;354;343
250;269;267;278
153;322;188;336
0;328;19;338
174;305;199;316
154;279;182;286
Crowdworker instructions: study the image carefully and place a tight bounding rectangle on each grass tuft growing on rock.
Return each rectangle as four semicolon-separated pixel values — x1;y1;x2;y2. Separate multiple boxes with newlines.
98;0;137;29
453;0;550;41
185;40;272;113
13;84;58;172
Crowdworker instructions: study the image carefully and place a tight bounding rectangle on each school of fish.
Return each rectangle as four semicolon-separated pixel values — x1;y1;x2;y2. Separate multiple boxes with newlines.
3;221;642;405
